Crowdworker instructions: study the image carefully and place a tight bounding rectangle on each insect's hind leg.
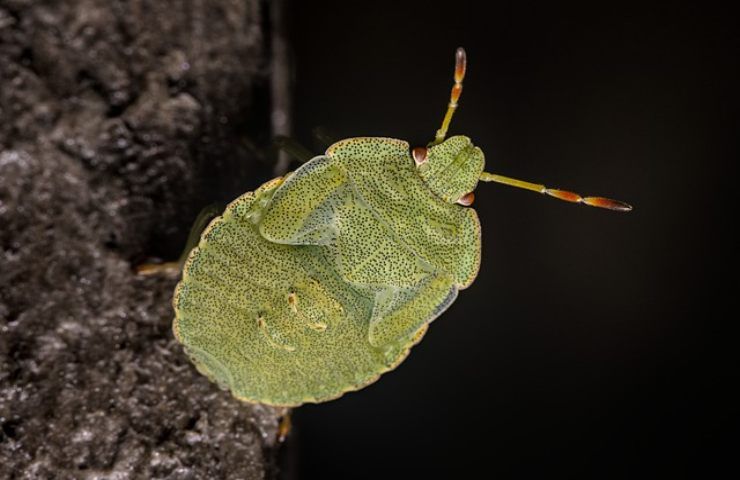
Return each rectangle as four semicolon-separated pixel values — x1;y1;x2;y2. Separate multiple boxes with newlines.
277;407;292;442
136;203;222;276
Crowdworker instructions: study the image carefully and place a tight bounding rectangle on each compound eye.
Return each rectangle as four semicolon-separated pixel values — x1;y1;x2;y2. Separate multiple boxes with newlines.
456;192;475;206
412;147;428;165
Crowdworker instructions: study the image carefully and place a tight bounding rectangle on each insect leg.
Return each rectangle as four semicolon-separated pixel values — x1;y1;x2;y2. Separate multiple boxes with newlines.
478;172;632;211
274;135;316;164
431;47;467;146
277;407;292;442
311;126;340;150
136;203;223;275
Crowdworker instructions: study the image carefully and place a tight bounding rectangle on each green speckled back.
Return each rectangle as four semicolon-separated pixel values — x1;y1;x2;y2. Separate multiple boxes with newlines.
170;46;629;406
174;138;482;406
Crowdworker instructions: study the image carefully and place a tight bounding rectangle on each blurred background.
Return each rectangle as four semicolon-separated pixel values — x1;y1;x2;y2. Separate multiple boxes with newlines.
284;1;737;479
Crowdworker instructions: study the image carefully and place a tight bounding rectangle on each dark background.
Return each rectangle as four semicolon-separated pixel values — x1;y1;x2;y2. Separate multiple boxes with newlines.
281;1;737;479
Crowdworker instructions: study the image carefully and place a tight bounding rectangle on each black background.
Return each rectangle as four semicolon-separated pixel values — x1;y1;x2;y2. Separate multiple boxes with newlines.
283;1;737;478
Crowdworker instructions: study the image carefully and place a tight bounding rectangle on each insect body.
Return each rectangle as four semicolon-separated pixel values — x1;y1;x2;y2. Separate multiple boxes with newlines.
171;48;630;406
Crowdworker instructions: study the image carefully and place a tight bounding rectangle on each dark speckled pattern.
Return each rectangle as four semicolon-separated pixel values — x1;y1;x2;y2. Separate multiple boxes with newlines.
175;137;482;406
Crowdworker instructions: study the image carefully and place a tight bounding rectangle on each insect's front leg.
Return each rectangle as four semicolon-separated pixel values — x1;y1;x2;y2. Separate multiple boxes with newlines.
136;203;222;276
274;136;316;164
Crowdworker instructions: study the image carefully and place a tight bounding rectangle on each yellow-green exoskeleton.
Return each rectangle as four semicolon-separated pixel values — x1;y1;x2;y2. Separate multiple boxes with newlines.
167;48;631;406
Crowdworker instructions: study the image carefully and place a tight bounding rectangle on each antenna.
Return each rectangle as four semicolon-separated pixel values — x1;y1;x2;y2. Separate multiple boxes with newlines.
479;172;632;211
432;47;466;145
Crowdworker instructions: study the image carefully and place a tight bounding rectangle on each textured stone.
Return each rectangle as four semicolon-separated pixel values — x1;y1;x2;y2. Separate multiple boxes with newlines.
0;1;280;478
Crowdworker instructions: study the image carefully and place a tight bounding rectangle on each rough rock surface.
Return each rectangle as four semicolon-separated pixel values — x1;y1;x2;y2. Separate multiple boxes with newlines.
0;1;281;478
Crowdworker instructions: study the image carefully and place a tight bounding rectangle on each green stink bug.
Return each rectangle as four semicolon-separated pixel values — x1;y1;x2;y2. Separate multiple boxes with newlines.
168;48;631;407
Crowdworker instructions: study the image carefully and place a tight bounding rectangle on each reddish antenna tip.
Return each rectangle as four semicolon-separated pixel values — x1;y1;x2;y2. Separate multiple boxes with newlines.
454;47;467;83
545;189;633;212
583;197;633;212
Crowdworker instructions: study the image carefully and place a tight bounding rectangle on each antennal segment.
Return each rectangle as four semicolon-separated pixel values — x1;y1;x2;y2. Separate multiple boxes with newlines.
432;47;467;146
479;172;632;212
